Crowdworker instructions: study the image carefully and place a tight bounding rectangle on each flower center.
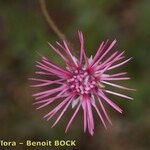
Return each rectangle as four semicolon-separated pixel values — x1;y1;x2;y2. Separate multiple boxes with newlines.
67;69;97;95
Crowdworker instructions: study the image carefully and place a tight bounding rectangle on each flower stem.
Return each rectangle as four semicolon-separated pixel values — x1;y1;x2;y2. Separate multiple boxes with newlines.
38;0;67;41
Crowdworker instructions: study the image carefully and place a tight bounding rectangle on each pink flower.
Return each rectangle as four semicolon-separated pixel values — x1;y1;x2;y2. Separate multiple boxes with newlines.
30;31;135;135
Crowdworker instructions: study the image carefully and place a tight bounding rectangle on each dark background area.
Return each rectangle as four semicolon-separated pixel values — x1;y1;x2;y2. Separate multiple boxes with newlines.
0;0;150;149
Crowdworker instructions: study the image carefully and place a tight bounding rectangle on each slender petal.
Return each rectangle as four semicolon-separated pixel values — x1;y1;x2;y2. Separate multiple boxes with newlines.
82;99;87;132
90;40;107;67
98;91;123;113
105;90;133;100
92;99;107;129
33;85;67;97
97;40;117;63
42;57;71;75
48;42;69;63
86;98;94;135
30;79;63;87
108;58;132;70
102;72;127;78
78;31;85;64
63;41;78;67
51;97;73;127
97;97;112;125
65;103;81;132
102;77;130;81
102;81;136;91
44;95;73;120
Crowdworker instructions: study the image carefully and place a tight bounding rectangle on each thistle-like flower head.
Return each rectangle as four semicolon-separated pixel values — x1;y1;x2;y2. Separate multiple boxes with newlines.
30;31;135;135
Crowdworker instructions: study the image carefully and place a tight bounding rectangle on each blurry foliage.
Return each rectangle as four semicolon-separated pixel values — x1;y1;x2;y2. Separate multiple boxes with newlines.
0;0;150;150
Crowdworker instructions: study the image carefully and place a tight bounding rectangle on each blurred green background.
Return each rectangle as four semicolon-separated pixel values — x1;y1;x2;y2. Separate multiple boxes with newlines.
0;0;150;149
